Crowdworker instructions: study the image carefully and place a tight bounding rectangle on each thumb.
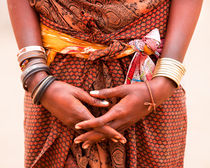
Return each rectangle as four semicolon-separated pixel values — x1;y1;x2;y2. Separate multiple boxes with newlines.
75;88;110;107
90;85;127;99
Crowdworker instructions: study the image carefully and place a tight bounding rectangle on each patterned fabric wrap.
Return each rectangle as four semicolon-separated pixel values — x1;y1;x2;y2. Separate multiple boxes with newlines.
29;0;166;36
24;0;187;168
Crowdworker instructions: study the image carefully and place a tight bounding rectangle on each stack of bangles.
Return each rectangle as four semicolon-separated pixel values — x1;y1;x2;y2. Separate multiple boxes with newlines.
17;46;56;105
152;57;186;87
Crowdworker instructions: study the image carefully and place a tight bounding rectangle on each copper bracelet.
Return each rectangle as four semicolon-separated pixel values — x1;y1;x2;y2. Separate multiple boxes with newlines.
144;80;156;112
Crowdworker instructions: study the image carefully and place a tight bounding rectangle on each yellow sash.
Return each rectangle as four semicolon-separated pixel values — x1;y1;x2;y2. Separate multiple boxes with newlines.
41;24;135;66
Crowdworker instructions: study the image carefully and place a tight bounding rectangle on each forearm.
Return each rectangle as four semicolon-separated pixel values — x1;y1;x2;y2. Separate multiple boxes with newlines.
7;0;42;48
161;0;203;62
150;0;203;102
8;0;47;92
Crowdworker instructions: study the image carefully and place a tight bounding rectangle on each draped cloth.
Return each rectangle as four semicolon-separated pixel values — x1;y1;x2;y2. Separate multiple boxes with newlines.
24;0;187;167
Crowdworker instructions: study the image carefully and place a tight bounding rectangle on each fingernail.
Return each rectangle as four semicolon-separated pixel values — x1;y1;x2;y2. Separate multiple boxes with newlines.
83;144;89;149
120;139;127;144
111;138;118;143
75;125;81;129
74;140;82;144
101;100;109;105
114;135;121;139
101;138;106;141
90;90;99;95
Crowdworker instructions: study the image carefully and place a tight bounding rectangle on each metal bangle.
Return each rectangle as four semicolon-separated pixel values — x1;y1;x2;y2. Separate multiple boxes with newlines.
21;64;51;91
23;58;47;70
152;58;186;87
31;76;49;99
18;51;47;66
22;67;51;91
21;63;49;81
17;46;45;56
33;76;56;105
32;76;52;103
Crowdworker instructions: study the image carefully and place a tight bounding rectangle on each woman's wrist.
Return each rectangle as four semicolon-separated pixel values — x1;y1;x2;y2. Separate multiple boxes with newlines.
26;71;48;93
152;76;177;88
149;76;176;106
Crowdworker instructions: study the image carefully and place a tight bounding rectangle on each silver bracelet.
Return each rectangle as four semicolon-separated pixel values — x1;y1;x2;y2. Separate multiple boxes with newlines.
17;46;45;57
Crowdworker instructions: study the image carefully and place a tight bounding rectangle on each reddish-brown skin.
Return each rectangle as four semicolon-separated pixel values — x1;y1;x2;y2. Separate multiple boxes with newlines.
8;0;203;149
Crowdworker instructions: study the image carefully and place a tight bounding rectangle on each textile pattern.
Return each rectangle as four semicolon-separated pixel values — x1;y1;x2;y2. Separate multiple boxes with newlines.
29;0;165;35
24;0;187;167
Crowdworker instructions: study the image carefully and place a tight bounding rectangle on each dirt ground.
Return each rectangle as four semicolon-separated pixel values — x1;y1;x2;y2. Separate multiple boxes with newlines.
0;0;210;167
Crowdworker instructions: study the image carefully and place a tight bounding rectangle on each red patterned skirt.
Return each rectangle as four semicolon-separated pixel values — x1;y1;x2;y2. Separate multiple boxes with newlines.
24;1;187;167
